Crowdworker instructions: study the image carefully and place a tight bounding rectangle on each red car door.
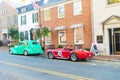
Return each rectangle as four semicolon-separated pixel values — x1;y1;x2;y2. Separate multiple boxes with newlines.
62;49;70;59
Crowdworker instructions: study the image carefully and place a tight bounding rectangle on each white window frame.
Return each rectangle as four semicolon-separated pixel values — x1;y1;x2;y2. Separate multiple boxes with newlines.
44;9;50;21
74;28;84;44
73;0;82;16
58;5;65;18
58;30;66;44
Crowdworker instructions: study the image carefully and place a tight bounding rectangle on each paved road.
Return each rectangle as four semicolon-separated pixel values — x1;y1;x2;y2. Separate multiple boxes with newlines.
0;51;120;80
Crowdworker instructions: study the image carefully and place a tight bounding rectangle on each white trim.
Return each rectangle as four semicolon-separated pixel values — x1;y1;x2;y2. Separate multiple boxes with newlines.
55;26;66;30
70;23;84;28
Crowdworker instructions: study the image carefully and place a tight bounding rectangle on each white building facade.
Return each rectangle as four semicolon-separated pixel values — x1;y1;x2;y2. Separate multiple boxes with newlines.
18;3;40;41
91;0;120;55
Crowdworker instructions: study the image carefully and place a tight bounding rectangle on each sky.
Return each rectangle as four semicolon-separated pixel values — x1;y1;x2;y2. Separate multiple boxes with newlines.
0;0;49;7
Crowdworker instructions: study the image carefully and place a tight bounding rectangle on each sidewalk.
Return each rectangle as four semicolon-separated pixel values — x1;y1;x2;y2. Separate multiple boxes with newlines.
0;46;120;62
0;46;9;51
93;55;120;62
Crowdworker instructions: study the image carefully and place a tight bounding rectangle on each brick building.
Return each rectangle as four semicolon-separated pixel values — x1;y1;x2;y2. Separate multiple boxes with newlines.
0;2;18;46
40;0;92;49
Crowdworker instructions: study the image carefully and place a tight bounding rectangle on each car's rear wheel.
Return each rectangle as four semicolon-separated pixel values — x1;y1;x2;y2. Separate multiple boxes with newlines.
9;50;13;55
24;50;28;56
70;53;78;61
48;52;54;59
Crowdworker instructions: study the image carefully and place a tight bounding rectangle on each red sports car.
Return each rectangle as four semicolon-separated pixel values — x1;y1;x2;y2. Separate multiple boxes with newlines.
46;48;94;61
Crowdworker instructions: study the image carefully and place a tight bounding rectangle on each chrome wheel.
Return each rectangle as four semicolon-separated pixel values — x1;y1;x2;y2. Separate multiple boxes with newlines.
24;50;28;56
48;52;54;59
70;53;78;61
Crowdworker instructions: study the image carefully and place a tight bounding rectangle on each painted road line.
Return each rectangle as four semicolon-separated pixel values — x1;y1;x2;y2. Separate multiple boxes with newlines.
0;61;93;80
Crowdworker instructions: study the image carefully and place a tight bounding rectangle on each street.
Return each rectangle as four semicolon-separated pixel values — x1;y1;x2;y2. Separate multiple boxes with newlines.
0;51;120;80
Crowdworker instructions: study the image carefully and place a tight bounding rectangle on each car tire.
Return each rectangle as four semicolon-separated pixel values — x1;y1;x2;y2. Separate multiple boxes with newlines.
70;53;78;61
24;50;28;56
9;50;13;55
48;52;54;59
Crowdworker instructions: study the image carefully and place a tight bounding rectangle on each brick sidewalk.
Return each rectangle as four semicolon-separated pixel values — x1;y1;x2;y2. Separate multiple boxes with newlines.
93;55;120;62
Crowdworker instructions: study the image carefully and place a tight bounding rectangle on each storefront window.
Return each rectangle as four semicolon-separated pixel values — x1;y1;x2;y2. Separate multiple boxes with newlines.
45;32;52;45
58;30;66;44
74;28;84;44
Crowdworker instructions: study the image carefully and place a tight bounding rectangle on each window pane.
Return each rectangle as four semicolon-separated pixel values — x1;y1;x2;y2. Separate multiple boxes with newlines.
58;5;65;18
44;9;50;21
74;28;84;44
45;32;52;45
58;30;66;44
33;13;38;23
20;32;24;41
21;15;26;25
73;1;82;15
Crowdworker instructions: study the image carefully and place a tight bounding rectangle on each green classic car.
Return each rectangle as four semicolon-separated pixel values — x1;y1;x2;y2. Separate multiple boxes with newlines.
9;40;43;56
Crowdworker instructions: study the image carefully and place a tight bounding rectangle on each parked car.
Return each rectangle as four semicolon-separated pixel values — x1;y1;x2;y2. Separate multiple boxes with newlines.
47;48;94;61
9;40;43;56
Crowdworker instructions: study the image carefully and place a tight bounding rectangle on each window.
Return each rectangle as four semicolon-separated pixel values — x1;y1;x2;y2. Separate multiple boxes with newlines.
44;9;50;21
58;30;66;44
45;32;52;45
32;42;38;45
32;13;38;23
25;31;28;40
13;15;18;25
74;28;84;44
0;7;7;16
21;8;27;12
21;15;26;25
20;32;24;41
73;0;82;16
58;5;65;18
108;0;120;5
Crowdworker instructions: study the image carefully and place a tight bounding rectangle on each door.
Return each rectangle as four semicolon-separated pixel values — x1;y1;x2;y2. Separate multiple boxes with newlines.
114;31;120;53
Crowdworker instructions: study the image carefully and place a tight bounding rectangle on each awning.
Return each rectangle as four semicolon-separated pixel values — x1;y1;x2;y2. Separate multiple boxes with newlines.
55;26;66;30
70;23;84;28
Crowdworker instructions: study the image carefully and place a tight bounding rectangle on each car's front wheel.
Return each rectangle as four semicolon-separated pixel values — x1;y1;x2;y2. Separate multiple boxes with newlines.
24;50;28;56
70;53;78;61
48;52;54;59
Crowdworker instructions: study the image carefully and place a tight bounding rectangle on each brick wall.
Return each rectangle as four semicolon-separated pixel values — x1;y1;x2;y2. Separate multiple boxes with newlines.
41;0;92;49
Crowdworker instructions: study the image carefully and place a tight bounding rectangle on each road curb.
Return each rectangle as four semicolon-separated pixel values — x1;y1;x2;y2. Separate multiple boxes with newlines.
93;58;120;62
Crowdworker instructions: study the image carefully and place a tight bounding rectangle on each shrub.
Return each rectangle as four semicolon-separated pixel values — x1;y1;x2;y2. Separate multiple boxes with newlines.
57;45;63;48
84;48;90;51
